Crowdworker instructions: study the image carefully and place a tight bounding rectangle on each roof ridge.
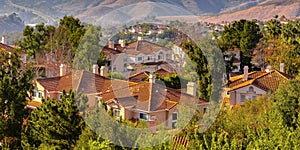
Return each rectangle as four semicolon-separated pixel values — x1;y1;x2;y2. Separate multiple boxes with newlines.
74;70;84;92
148;80;153;111
273;70;289;80
253;70;276;80
129;71;150;79
230;71;258;81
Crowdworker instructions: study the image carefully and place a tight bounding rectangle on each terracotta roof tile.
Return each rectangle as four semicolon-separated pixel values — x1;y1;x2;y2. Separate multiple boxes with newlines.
124;40;170;55
0;43;15;53
228;70;294;92
98;81;207;111
129;68;175;82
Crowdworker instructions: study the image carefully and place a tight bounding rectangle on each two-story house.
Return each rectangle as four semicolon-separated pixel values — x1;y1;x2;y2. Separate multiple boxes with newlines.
227;64;294;105
102;39;173;76
29;64;209;130
98;74;208;130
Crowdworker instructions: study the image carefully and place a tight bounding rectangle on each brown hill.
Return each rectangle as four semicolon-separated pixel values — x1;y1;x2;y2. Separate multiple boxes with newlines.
197;0;300;23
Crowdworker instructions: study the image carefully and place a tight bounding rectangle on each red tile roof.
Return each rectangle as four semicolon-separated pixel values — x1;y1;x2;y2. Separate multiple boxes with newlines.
99;81;207;111
0;43;15;53
124;40;170;55
228;70;294;92
129;68;175;82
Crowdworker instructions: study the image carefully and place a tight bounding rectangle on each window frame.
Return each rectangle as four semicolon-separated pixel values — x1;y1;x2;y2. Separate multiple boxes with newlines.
139;112;148;120
171;112;178;129
137;57;143;61
38;91;42;98
114;109;121;118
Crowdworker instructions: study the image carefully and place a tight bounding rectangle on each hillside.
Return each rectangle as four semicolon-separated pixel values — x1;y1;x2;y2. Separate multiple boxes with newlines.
197;0;300;23
1;0;300;33
3;0;269;24
0;13;25;33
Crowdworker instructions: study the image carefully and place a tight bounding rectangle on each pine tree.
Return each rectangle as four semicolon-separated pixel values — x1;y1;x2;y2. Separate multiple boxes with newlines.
23;90;85;149
0;51;34;148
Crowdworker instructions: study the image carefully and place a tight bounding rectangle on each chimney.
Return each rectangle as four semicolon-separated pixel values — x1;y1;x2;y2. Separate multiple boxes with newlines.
149;73;155;84
1;36;7;44
187;82;196;96
280;63;284;73
119;39;126;47
136;65;142;74
137;36;143;41
265;65;272;73
93;64;99;74
100;66;107;76
243;66;249;81
60;64;66;76
108;40;114;49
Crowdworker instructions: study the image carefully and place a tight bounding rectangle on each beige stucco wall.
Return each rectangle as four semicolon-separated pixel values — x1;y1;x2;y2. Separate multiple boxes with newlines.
34;81;45;102
229;85;267;105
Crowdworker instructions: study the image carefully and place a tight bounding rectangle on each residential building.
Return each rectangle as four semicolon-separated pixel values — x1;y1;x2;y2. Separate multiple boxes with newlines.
227;64;294;105
29;64;209;130
98;74;208;129
103;39;173;75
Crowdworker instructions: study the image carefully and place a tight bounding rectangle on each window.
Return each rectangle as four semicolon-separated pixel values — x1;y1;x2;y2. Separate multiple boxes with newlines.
241;95;250;103
241;95;246;103
172;112;178;129
139;113;148;120
138;57;143;61
32;90;37;98
113;65;116;71
158;52;164;60
114;109;120;118
172;112;178;121
59;94;62;100
38;92;42;98
147;56;153;61
249;86;254;92
123;64;127;72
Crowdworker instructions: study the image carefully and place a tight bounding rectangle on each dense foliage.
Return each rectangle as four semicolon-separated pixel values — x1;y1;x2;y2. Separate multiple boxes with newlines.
22;90;85;149
0;51;34;149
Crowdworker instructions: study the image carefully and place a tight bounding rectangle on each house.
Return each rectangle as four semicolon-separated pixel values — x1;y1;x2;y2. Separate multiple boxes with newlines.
227;64;294;105
0;38;27;64
29;64;129;109
103;39;173;75
98;74;208;130
29;64;209;130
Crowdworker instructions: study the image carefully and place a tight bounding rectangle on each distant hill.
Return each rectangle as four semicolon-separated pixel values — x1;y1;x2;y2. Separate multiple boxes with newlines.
1;0;300;33
0;13;25;33
3;0;270;24
197;0;300;23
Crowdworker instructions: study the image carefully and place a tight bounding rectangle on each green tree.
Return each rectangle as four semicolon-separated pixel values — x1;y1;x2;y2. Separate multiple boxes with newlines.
218;19;262;72
23;90;85;149
0;51;34;148
271;80;300;128
73;25;102;71
59;16;86;57
182;41;211;99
